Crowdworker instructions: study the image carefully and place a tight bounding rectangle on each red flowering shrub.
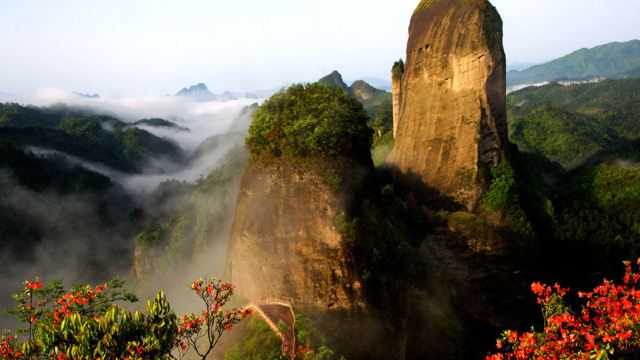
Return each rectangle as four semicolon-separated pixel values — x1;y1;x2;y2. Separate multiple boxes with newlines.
0;276;250;359
175;278;252;359
487;260;640;360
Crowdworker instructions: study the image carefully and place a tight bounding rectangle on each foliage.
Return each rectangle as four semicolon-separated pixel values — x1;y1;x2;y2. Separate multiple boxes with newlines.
318;70;392;120
132;118;189;131
178;278;251;359
0;103;183;173
333;213;355;235
487;260;640;360
0;141;112;194
507;78;640;277
507;39;640;87
481;162;517;212
508;78;640;171
509;106;619;170
0;140;136;263
133;146;248;273
0;103;66;128
317;71;349;92
224;316;284;360
371;140;393;167
392;59;404;78
352;177;427;321
246;83;372;160
564;163;640;209
371;109;392;142
479;160;535;240
0;277;249;359
350;81;392;119
225;312;344;360
553;163;640;272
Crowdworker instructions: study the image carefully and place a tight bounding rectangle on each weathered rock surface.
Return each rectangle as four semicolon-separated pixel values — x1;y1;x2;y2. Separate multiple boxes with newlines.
387;0;507;210
391;66;402;138
226;157;369;311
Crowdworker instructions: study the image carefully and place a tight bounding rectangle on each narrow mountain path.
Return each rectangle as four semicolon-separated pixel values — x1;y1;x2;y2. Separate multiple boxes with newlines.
245;300;296;359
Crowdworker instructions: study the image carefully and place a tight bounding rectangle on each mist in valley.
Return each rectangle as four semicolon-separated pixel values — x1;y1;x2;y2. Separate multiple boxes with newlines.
0;90;259;328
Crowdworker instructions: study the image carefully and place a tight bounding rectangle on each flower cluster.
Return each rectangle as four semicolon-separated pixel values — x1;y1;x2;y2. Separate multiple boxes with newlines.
0;276;249;360
174;277;251;359
24;281;42;291
0;334;22;359
487;259;640;359
52;283;108;326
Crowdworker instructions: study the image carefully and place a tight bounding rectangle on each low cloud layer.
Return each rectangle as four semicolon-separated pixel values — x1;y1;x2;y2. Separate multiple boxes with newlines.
28;88;258;152
0;89;259;326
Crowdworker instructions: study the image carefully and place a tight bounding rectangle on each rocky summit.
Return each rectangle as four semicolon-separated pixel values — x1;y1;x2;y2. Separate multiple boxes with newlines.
175;82;217;102
387;0;507;211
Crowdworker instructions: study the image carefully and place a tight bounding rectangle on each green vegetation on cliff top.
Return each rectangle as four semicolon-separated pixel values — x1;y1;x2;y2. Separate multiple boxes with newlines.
246;83;372;160
392;59;404;78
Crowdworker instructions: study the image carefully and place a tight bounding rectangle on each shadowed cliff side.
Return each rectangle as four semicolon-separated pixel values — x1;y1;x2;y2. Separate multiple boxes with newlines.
225;83;430;359
226;156;369;310
224;84;386;357
387;0;507;211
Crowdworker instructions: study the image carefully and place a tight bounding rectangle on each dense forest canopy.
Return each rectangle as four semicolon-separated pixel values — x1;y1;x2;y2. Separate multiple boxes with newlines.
246;83;372;160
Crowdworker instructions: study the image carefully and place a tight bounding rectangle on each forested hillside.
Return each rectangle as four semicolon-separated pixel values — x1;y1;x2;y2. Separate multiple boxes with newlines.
508;78;640;171
507;40;640;87
0;103;183;173
506;78;640;281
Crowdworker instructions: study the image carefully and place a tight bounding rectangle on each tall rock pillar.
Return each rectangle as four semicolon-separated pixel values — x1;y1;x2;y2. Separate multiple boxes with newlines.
387;0;507;211
391;60;404;138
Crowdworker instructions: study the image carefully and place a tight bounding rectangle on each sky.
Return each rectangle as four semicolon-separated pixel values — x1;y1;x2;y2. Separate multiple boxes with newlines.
1;0;639;96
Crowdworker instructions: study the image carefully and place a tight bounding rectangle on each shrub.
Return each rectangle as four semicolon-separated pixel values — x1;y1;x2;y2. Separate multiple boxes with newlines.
392;59;404;78
0;277;250;359
246;83;372;160
224;312;344;360
487;260;640;359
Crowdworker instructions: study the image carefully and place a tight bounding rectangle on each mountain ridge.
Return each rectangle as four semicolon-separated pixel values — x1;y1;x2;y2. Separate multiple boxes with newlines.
507;40;640;88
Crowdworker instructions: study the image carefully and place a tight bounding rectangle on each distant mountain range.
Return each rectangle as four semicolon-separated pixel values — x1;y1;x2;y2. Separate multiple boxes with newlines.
173;77;391;104
73;92;100;99
348;77;392;91
507;62;540;72
175;83;268;102
175;83;218;102
318;70;391;117
507;40;640;90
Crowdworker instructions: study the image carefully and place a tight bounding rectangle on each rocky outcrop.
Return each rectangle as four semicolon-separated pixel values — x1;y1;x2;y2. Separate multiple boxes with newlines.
226;157;369;311
175;83;217;102
350;80;384;102
387;0;507;211
391;61;404;138
318;70;350;92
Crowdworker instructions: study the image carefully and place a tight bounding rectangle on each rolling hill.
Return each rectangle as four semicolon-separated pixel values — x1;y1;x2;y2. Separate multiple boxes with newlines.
507;40;640;88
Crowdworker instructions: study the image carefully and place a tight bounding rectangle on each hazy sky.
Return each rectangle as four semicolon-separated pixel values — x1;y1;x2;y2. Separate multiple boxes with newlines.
1;0;639;96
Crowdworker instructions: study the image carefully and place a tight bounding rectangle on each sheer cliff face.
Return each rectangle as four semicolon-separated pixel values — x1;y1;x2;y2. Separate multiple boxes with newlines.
391;71;402;138
226;158;368;311
387;0;507;211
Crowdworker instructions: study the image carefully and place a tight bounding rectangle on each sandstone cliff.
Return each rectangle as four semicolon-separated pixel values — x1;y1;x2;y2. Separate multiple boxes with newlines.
387;0;507;211
225;83;375;314
391;60;404;138
226;157;369;310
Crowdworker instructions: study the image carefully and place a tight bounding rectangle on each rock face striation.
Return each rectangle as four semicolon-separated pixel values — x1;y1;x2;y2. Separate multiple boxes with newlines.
391;61;404;138
225;83;374;314
387;0;507;211
226;157;369;311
